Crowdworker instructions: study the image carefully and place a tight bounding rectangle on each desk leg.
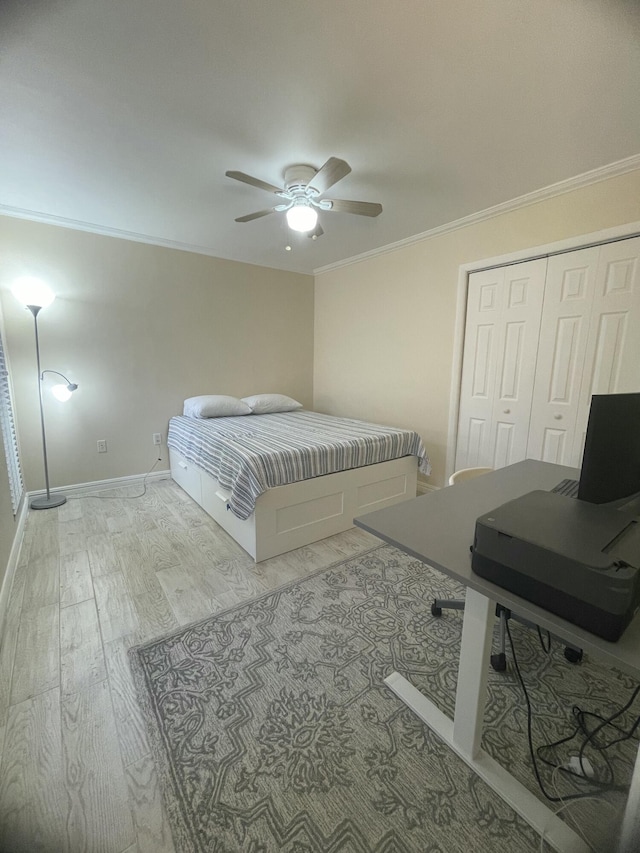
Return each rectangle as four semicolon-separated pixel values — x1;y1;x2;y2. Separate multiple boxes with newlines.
384;587;589;853
618;740;640;852
452;586;493;759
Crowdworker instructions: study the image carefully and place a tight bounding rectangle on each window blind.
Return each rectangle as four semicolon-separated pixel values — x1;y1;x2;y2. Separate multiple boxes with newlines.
0;327;24;514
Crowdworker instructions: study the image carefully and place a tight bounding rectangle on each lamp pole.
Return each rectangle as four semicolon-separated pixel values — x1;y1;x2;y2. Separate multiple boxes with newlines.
28;304;67;510
12;276;76;510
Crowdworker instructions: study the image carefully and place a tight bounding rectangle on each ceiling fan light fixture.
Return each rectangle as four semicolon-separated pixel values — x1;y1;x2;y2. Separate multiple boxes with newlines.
286;202;318;233
226;158;382;233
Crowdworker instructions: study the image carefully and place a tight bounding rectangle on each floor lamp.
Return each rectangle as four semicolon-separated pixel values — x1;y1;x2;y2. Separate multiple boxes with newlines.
12;277;78;510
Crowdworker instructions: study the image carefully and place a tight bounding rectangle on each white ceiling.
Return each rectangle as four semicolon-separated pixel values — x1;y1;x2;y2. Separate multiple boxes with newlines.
2;0;640;275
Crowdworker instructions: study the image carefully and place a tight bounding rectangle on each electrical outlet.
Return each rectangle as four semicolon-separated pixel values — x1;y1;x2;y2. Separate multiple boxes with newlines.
97;439;107;453
153;433;162;445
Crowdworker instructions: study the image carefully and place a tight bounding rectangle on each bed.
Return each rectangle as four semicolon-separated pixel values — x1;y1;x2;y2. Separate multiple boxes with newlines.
168;408;431;562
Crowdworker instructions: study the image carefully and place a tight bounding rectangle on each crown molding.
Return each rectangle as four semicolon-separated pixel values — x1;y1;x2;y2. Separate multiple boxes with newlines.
313;153;640;275
0;205;306;274
2;154;639;277
0;204;228;255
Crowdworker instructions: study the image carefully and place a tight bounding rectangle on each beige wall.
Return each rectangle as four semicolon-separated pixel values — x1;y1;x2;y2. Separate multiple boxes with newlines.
0;217;314;495
2;169;640;586
314;170;640;487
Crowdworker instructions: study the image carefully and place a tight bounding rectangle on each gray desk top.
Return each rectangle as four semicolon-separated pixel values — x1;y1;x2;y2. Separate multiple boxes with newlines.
355;459;640;679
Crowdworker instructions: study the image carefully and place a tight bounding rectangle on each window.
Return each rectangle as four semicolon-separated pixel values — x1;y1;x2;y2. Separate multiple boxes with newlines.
0;324;24;514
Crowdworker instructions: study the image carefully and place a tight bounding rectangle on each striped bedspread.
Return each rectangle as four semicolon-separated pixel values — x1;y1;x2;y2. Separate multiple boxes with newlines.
167;410;431;520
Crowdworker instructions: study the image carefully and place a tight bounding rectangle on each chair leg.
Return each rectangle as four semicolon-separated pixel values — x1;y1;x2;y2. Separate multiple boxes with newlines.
430;599;583;669
564;646;583;664
431;598;465;617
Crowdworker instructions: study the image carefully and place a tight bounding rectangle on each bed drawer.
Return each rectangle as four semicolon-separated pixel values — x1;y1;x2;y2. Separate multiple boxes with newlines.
169;449;202;504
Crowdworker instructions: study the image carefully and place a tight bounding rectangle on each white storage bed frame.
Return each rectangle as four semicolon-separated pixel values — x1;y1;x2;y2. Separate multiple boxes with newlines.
170;448;418;562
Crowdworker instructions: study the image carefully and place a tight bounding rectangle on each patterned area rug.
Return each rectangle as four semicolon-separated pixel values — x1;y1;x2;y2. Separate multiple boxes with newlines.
129;545;635;853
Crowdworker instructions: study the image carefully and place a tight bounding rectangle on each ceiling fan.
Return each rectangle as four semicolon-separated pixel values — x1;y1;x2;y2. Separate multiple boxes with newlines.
225;157;382;236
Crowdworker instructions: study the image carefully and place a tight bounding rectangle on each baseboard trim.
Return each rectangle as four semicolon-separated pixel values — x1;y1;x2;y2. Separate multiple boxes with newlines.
27;468;171;499
0;496;29;653
417;481;439;496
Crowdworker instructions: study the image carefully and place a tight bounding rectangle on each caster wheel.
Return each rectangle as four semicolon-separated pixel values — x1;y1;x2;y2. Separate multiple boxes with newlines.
564;647;583;664
491;653;507;672
431;602;442;617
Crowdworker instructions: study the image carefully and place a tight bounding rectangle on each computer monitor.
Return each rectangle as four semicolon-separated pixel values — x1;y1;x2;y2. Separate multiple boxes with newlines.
578;391;640;505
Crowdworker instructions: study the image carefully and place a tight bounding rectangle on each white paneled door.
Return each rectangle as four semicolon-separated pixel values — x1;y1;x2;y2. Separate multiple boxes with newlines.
571;237;640;465
455;259;547;470
455;267;502;469
456;235;640;476
525;247;600;466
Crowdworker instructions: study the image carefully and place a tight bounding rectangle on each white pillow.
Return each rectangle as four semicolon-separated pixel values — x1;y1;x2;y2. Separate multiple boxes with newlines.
242;393;303;414
183;395;252;418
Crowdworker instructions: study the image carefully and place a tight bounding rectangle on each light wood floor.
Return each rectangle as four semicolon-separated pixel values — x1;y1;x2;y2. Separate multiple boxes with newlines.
0;478;381;853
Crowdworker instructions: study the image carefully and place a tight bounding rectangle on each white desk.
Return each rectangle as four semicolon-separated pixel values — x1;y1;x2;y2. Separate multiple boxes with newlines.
354;460;640;853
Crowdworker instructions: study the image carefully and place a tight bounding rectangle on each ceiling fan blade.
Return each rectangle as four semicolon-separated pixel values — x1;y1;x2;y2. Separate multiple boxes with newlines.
235;209;276;223
327;199;383;217
308;157;351;195
308;224;324;239
226;171;283;194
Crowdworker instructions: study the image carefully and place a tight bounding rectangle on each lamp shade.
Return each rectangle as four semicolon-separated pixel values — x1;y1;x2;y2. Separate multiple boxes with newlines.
51;384;73;402
12;276;55;309
286;204;318;233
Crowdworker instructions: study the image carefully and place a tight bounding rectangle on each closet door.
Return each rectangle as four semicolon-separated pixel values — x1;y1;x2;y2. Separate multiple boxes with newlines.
455;268;503;469
570;237;640;464
525;247;600;466
455;259;546;470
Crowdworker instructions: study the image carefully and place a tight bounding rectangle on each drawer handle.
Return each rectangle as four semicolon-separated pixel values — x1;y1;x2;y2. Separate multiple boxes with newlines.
215;490;228;502
178;461;188;469
503;408;511;414
554;414;563;420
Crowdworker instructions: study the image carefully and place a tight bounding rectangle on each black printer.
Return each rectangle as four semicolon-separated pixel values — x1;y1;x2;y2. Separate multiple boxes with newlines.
471;490;640;642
